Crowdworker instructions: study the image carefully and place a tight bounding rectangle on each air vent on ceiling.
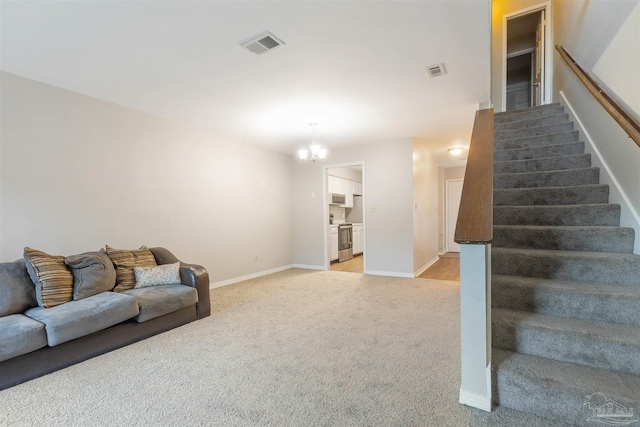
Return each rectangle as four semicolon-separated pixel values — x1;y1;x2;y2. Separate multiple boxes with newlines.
240;31;285;55
426;63;447;78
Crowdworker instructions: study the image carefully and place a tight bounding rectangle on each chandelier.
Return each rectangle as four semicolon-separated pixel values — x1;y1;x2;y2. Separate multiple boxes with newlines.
297;122;327;163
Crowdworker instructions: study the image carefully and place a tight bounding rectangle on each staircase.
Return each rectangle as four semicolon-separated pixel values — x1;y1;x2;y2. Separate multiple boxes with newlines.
490;103;640;426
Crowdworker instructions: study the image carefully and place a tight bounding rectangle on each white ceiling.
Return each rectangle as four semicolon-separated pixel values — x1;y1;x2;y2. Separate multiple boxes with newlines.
0;1;491;162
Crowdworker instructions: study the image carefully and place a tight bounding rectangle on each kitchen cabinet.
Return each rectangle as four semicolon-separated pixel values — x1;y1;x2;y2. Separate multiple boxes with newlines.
328;175;362;209
330;226;339;261
353;224;364;255
328;175;341;194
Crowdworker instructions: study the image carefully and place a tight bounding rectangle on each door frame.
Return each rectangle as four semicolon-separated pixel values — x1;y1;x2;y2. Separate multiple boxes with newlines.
323;161;365;271
502;1;552;111
445;178;464;253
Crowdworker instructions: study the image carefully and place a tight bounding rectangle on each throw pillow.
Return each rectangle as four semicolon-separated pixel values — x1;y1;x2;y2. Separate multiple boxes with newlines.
105;245;157;292
23;247;73;308
0;259;38;316
65;251;117;300
133;262;181;289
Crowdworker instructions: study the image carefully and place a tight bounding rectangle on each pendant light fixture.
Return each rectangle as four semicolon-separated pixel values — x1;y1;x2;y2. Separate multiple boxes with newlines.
298;122;327;163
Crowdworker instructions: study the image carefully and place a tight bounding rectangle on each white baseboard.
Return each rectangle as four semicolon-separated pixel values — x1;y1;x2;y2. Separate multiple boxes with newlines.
459;389;492;412
291;264;326;271
209;265;293;289
364;270;415;278
414;256;439;277
559;91;640;253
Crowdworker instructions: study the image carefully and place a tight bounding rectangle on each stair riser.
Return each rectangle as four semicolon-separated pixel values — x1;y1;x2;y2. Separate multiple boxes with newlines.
495;114;569;132
494;185;609;206
495;131;579;150
494;168;599;189
494;154;591;174
495;123;575;141
492;251;640;287
493;227;635;253
494;142;585;162
492;282;640;327
493;205;621;226
494;360;640;425
494;104;563;122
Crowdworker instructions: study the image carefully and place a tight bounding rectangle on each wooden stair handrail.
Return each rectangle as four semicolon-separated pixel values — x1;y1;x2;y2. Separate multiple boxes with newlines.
454;108;494;244
556;45;640;148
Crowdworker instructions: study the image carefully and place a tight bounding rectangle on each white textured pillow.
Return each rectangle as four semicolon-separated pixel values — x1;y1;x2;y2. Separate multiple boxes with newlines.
133;262;181;289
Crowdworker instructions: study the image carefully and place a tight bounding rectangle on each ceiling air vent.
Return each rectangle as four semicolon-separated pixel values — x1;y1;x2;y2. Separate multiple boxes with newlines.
240;31;285;55
426;63;447;78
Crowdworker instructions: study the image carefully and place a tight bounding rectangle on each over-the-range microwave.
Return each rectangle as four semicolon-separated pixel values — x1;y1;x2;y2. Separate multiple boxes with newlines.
330;193;346;205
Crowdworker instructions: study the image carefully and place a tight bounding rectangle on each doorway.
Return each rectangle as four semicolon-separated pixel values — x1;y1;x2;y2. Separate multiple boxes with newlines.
503;3;551;111
325;163;365;273
445;179;463;253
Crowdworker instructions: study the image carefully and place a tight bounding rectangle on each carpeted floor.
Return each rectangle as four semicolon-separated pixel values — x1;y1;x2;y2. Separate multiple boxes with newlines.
0;269;562;426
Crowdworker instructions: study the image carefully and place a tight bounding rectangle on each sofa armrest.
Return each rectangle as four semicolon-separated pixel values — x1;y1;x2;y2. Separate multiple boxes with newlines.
149;247;211;318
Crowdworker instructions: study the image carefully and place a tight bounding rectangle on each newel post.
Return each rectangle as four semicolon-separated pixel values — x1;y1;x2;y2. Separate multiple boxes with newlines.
455;108;494;412
459;243;492;411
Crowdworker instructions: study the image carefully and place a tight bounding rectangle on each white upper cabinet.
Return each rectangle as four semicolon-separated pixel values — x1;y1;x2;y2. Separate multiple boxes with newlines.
328;175;361;208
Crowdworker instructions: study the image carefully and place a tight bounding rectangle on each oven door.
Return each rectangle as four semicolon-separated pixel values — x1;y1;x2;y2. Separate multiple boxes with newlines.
338;225;352;251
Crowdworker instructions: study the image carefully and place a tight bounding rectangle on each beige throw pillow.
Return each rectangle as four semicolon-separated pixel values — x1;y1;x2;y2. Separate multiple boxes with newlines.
133;262;181;289
105;245;157;292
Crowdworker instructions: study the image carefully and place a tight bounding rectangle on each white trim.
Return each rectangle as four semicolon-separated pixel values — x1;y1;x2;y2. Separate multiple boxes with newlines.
501;1;552;111
364;270;414;278
209;265;293;289
292;264;325;271
459;388;492;412
559;91;640;229
414;256;439;277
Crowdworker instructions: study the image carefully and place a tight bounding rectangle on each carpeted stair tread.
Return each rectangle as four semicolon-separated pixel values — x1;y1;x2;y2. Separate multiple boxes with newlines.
493;204;621;226
494;167;599;189
493;225;635;253
494;103;562;119
493;349;640;425
492;308;640;375
494;185;609;206
492;275;640;327
494;123;575;141
492;247;640;287
494;141;585;162
494;114;570;132
494;153;591;174
495;131;579;150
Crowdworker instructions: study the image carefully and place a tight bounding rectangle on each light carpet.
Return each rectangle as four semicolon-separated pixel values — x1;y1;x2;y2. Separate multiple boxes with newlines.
0;269;561;426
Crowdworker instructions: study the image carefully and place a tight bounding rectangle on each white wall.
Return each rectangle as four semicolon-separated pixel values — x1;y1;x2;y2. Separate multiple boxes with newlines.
412;139;439;276
292;139;415;277
553;0;640;252
0;71;294;280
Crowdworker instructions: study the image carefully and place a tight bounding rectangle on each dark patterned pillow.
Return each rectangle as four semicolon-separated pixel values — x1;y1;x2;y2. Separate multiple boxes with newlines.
24;247;73;308
105;245;157;292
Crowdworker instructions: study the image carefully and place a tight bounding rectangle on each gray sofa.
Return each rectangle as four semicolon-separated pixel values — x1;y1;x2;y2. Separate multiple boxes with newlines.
0;247;210;391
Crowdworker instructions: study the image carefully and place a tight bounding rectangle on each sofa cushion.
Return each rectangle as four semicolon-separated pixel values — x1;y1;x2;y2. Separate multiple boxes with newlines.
0;260;38;316
133;262;181;289
122;284;197;323
0;314;48;363
24;292;139;346
105;245;157;292
65;251;117;300
24;247;73;308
